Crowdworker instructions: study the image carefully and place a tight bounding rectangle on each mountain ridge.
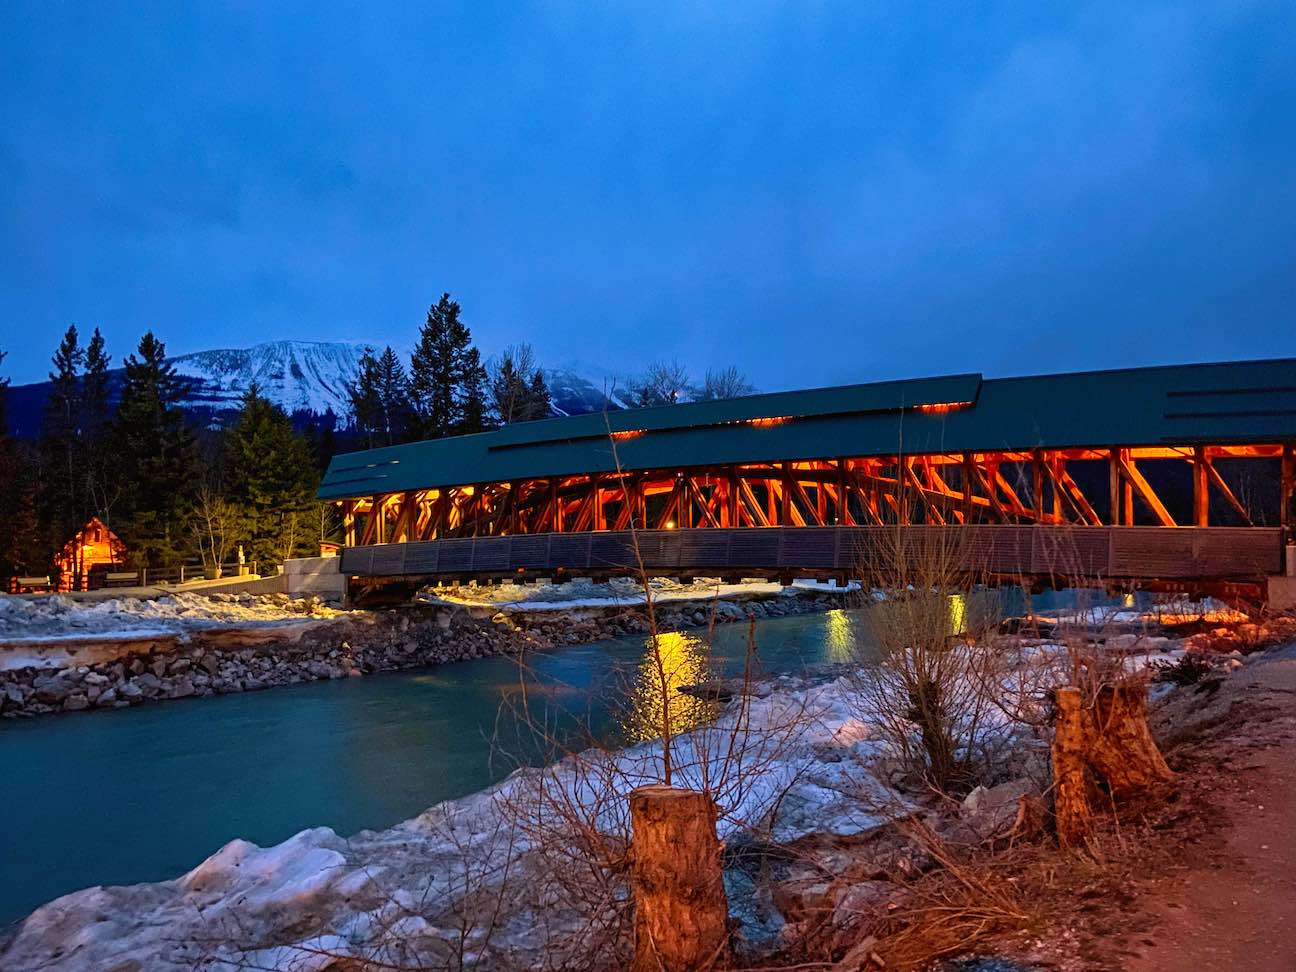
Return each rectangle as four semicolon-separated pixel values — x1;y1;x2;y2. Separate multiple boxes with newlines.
2;339;629;439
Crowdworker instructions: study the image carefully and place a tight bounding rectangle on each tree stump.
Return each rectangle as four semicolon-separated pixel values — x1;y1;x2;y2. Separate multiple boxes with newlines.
1051;686;1092;848
1085;681;1175;798
629;785;730;972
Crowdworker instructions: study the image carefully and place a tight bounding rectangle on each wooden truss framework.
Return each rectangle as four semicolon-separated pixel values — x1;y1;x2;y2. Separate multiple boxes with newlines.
340;444;1296;546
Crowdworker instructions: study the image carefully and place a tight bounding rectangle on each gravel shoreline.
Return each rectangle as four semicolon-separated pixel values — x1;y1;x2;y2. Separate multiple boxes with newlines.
0;588;849;721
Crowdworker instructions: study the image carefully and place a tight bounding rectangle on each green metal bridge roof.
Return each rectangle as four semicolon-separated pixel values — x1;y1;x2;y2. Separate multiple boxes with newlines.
319;357;1296;500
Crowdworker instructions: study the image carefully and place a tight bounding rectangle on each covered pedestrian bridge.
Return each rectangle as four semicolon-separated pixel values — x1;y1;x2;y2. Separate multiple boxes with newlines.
319;359;1296;598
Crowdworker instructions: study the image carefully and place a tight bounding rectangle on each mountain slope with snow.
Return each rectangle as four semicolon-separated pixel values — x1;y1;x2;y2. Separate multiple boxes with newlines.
169;341;375;417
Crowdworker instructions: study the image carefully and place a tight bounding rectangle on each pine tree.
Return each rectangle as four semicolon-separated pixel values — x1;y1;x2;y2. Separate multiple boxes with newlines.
491;354;526;424
114;331;195;567
224;384;319;567
375;346;413;444
526;369;552;421
81;328;115;521
408;293;490;438
39;326;85;563
347;351;383;448
0;350;39;577
458;345;491;434
0;348;8;434
490;343;551;424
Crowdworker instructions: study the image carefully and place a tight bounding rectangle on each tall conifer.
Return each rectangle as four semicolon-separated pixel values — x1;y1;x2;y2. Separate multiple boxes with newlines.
114;332;194;566
224;384;318;567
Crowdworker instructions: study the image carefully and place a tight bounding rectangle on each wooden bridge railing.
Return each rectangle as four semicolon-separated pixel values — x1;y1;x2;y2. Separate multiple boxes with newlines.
339;525;1283;584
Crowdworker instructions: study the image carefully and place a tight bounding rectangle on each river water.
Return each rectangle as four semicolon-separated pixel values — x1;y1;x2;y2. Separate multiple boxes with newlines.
0;609;875;926
0;589;1115;927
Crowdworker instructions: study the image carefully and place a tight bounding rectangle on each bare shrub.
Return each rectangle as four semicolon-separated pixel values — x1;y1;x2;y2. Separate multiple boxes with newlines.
849;527;1009;794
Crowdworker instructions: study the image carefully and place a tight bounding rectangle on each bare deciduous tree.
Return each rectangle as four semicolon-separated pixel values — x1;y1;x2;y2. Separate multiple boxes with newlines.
699;365;755;401
627;359;691;408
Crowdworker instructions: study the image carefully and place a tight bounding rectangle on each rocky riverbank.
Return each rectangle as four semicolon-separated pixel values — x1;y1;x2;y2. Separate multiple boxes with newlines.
0;587;848;720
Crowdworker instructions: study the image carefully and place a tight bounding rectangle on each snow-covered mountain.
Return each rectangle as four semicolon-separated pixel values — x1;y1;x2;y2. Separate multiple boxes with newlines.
3;340;637;438
541;364;630;416
169;340;375;417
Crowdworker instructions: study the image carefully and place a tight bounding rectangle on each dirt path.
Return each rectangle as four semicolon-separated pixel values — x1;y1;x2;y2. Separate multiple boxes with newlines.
1122;648;1296;972
981;646;1296;972
1123;737;1296;971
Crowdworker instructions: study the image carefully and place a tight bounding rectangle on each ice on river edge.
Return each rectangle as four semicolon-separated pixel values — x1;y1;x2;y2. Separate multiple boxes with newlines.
1;641;1181;972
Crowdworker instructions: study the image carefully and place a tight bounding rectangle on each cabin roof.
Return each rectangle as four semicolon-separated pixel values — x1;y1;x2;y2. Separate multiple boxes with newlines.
319;357;1296;500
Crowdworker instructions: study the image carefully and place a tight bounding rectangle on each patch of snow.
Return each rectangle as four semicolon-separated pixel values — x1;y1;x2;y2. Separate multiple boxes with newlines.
419;576;857;612
0;592;347;649
1;673;909;970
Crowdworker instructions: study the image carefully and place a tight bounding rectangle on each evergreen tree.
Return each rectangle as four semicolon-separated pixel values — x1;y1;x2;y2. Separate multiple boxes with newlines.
81;328;115;521
490;343;552;424
347;350;383;448
0;350;39;577
526;369;552;421
316;408;338;474
375;346;413;443
224;384;318;567
114;331;194;567
0;348;8;433
458;345;491;434
347;346;413;446
39;326;85;561
408;293;487;438
491;354;526;424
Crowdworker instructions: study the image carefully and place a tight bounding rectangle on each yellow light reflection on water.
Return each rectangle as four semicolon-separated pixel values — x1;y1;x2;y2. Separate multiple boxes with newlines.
621;630;716;743
825;609;855;663
948;593;967;635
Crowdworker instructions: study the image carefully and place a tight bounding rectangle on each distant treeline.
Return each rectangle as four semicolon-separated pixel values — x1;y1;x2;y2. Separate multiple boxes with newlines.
0;293;755;580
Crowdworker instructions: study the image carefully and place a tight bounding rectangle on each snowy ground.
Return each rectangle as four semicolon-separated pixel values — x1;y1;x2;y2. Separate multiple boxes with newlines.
1038;596;1245;629
418;575;858;612
0;640;1183;971
0;591;346;648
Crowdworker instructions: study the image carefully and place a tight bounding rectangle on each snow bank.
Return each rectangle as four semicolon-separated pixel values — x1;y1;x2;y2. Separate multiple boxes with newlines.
0;674;902;971
0;591;347;646
418;576;858;612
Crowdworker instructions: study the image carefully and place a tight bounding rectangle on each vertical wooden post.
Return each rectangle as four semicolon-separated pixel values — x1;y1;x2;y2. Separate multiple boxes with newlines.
962;452;976;523
1050;456;1065;521
1032;449;1046;523
1121;450;1133;526
343;501;356;547
629;785;730;972
1108;449;1120;528
1192;446;1209;527
1051;687;1090;848
1282;443;1294;537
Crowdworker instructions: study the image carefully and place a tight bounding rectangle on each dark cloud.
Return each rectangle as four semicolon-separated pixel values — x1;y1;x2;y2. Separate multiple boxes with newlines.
1;1;1294;386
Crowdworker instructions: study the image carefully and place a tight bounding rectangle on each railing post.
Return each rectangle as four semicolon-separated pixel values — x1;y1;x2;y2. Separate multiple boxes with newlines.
1192;445;1210;527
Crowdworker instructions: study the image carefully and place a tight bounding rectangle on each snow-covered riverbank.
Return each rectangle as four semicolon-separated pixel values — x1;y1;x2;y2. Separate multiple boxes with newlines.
0;632;1188;971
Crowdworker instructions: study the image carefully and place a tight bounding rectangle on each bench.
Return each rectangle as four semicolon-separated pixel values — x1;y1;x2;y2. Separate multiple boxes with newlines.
10;575;53;594
104;571;142;588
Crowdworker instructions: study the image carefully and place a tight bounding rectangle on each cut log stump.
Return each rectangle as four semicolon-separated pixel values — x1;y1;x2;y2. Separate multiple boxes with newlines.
629;784;730;972
1050;679;1174;848
1086;681;1175;797
1052;686;1092;848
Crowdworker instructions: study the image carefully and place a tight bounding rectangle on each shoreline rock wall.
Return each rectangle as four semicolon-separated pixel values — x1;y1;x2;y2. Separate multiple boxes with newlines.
0;590;847;721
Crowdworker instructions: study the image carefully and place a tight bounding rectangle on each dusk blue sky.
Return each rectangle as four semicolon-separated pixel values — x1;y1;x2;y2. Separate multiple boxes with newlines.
3;2;1294;388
